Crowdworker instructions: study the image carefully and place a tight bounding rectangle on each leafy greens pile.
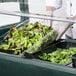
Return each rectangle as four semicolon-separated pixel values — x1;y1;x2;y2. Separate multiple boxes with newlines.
39;48;76;64
0;22;56;55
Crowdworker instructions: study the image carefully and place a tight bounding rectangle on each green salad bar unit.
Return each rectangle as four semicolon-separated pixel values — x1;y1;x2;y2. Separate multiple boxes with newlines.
0;0;76;76
0;51;76;76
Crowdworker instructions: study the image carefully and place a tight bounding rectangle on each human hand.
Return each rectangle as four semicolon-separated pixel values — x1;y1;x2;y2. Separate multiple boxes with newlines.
46;6;56;11
71;16;76;20
68;15;76;20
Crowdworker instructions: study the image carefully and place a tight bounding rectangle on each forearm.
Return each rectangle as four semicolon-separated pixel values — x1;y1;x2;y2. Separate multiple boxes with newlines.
72;15;76;19
67;15;76;21
46;6;56;11
46;0;62;11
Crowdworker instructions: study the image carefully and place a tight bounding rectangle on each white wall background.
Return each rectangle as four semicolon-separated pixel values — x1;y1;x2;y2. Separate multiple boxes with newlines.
28;0;66;22
0;2;20;26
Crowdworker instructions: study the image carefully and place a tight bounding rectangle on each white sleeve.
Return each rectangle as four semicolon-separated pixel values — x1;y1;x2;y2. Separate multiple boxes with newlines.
46;0;62;9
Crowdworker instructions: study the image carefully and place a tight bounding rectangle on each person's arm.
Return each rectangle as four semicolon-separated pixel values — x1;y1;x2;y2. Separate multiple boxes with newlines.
70;16;76;19
45;0;62;27
46;0;62;11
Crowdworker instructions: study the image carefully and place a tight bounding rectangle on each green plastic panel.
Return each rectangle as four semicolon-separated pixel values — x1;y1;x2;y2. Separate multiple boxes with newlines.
0;53;76;76
0;0;18;2
19;0;29;21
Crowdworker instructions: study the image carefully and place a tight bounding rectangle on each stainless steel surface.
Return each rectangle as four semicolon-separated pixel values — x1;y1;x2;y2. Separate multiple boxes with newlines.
0;10;76;23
